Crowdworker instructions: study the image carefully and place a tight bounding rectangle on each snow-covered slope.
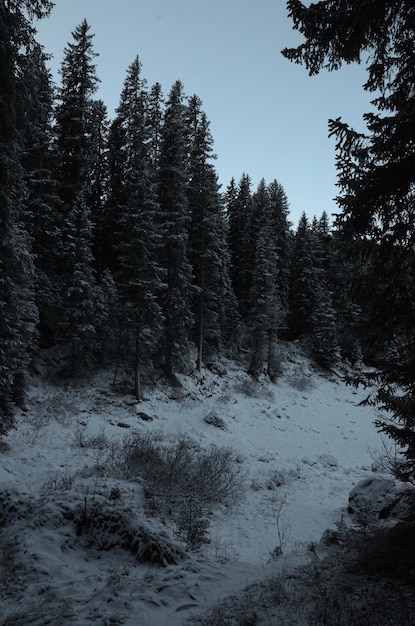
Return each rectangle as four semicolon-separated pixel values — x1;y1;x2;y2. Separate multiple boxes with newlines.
0;351;387;625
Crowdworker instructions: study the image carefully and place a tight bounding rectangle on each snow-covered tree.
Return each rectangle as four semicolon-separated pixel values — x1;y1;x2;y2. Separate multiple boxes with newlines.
227;173;253;320
53;20;106;368
158;80;195;376
59;192;101;371
288;213;316;338
0;0;52;430
112;57;165;399
187;97;239;368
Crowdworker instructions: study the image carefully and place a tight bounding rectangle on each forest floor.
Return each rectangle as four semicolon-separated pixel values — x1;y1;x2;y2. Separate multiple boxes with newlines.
1;345;413;625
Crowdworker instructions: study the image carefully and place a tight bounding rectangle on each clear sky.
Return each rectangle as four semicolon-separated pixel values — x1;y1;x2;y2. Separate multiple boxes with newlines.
34;0;373;227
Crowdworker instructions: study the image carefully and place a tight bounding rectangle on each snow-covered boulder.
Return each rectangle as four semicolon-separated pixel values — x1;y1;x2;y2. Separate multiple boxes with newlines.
204;410;227;430
348;476;415;521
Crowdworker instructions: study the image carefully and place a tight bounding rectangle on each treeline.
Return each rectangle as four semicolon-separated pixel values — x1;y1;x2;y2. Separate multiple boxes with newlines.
0;4;400;433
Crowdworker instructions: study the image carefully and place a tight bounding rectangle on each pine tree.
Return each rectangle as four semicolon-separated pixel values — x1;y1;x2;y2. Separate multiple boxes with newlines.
187;96;238;368
283;0;415;472
60;192;100;372
158;80;194;376
89;99;110;272
309;281;340;370
245;178;291;377
53;20;104;367
267;179;292;321
287;213;316;339
0;0;52;431
227;173;253;320
247;221;283;379
18;41;60;348
147;82;164;169
55;19;100;207
111;57;165;399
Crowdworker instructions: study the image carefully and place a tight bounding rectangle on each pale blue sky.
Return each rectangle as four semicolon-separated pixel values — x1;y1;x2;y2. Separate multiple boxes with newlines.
35;0;373;226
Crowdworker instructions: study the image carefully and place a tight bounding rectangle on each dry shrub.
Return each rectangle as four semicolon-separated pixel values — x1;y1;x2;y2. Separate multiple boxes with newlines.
119;432;245;547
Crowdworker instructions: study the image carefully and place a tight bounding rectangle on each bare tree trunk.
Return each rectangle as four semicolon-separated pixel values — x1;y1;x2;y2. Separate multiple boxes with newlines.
197;264;204;373
135;333;142;402
112;321;123;387
248;332;263;379
266;330;273;378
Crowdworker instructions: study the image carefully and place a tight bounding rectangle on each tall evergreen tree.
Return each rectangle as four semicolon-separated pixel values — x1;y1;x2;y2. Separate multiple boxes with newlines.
55;19;100;207
246;178;292;377
111;57;165;399
187;96;238;368
0;0;52;431
288;213;316;338
283;0;415;472
267;179;292;320
227;173;253;320
19;41;60;348
247;219;283;379
158;80;194;376
89;99;110;272
53;20;104;366
60;191;100;372
147;82;164;169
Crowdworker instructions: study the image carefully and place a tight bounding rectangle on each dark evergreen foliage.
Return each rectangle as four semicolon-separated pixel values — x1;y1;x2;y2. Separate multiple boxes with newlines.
158;80;195;376
287;213;316;338
284;0;415;468
4;3;413;461
60;191;101;372
52;20;105;368
0;1;52;431
111;57;165;398
187;96;239;368
226;174;253;320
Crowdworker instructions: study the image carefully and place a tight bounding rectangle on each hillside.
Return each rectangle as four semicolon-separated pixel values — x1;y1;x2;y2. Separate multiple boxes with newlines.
0;349;394;625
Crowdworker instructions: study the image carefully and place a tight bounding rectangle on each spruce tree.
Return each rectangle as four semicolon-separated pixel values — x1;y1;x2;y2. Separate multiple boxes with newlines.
187;96;238;368
227;173;253;320
287;213;316;339
19;41;60;348
89;99;110;273
54;20;104;367
283;0;415;473
147;82;164;169
0;0;52;431
267;179;292;321
55;19;100;207
247;221;283;379
158;80;195;376
111;57;165;399
246;178;291;378
60;191;100;372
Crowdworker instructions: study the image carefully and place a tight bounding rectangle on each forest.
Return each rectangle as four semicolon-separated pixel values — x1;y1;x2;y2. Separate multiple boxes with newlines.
1;0;415;480
2;2;415;623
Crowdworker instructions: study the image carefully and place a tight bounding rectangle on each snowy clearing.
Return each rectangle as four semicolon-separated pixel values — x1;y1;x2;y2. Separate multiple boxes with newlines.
0;351;391;625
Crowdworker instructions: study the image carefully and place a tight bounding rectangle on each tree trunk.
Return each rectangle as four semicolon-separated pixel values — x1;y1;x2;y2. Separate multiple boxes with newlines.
248;332;263;379
135;333;142;402
197;266;204;373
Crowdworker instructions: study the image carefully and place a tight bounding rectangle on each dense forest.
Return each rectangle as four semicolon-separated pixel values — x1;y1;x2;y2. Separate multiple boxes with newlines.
1;1;415;482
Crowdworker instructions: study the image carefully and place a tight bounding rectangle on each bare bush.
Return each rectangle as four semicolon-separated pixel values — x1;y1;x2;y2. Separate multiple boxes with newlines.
369;437;407;478
120;433;245;508
118;432;245;548
41;470;75;495
235;377;275;402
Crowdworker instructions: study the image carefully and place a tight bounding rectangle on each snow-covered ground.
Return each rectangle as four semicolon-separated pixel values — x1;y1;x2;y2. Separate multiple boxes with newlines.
0;349;388;625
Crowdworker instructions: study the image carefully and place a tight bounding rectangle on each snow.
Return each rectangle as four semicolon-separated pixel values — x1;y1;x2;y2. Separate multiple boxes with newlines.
0;350;391;625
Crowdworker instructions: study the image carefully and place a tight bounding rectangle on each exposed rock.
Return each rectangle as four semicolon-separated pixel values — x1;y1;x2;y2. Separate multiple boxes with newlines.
203;411;227;430
136;411;154;421
348;476;415;521
318;454;338;469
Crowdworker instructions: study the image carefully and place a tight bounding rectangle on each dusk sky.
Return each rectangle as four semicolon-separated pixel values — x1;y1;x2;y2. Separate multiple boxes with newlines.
35;0;374;226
